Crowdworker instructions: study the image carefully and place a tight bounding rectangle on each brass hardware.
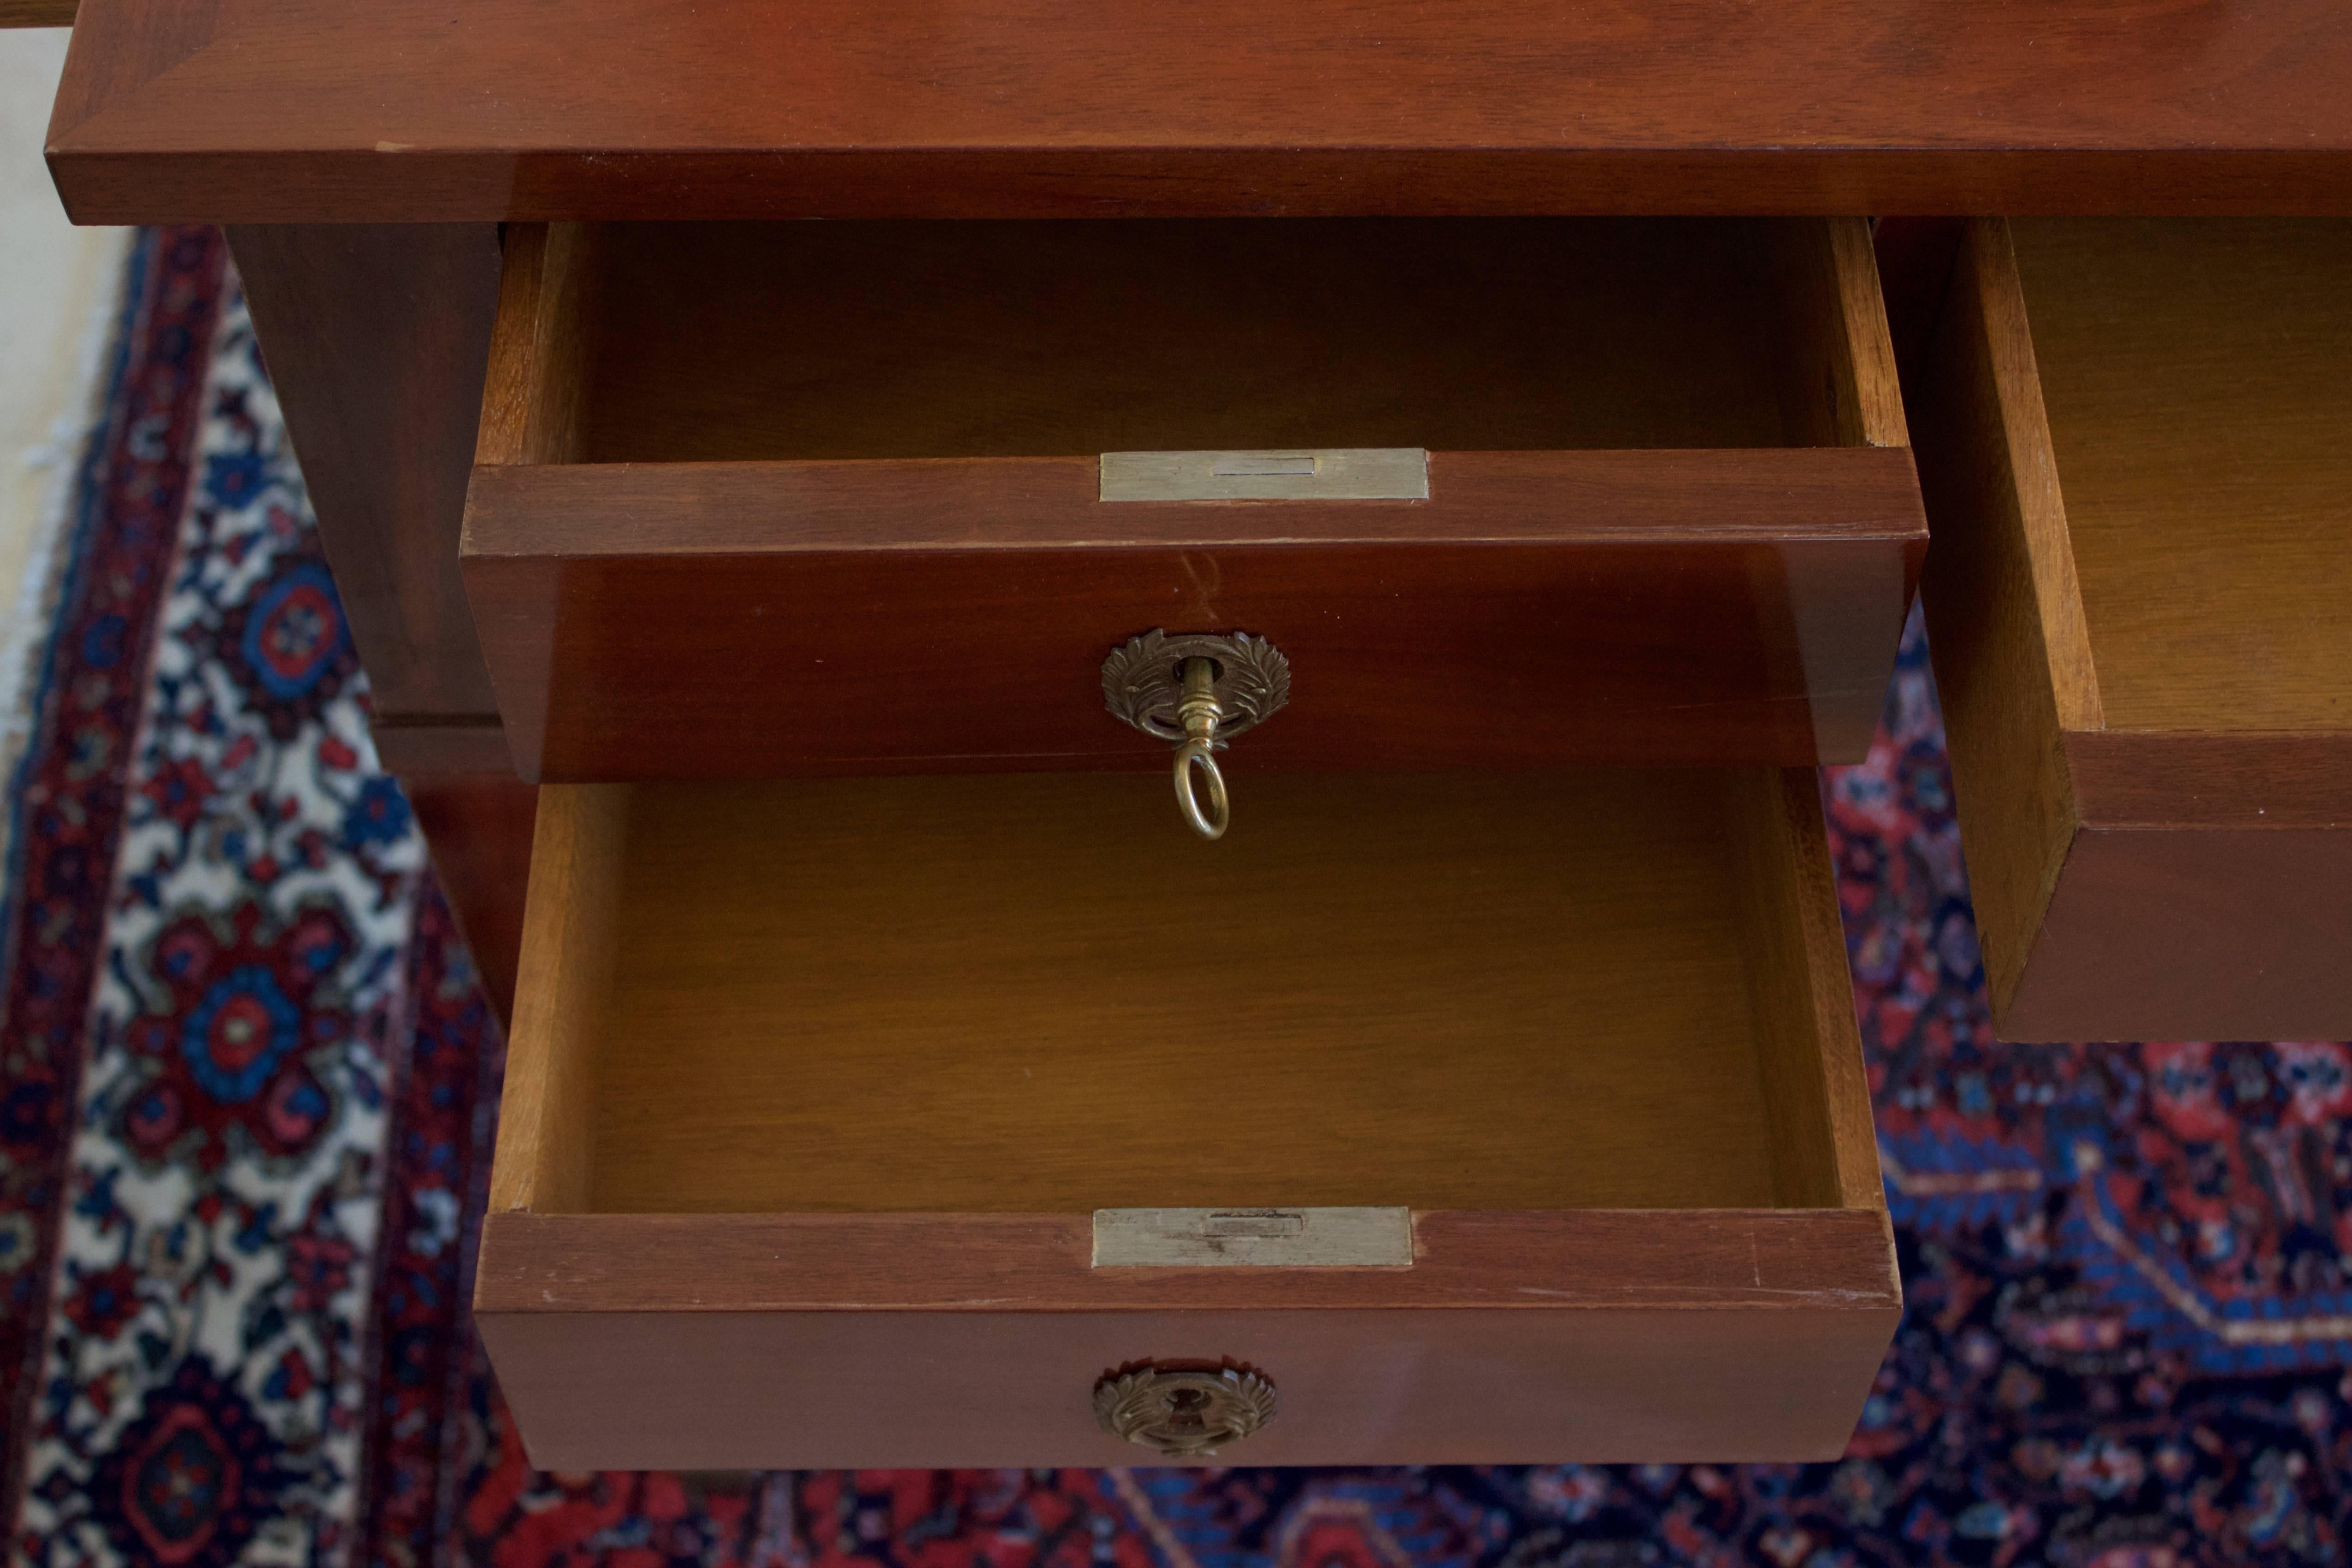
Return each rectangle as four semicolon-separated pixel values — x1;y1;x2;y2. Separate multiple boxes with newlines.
1173;657;1229;839
1092;1359;1278;1458
1100;448;1429;501
1093;1207;1415;1267
1101;631;1290;841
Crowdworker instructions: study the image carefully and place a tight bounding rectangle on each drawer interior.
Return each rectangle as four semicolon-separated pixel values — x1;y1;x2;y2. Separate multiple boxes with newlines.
535;218;1883;464
499;767;1867;1219
466;217;1917;783
2010;218;2352;735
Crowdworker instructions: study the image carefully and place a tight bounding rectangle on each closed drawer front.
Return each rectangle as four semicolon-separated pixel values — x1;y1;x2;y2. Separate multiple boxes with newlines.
460;218;1925;783
1904;218;2352;1043
474;767;1897;1468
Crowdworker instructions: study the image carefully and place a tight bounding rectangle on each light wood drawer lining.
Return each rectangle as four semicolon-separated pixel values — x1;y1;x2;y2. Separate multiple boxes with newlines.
477;766;1895;1467
1906;217;2352;1043
495;769;1877;1218
2011;217;2352;735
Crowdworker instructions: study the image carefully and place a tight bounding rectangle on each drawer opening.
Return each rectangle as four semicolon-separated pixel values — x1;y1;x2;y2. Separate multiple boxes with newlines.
513;218;1894;465
2006;218;2352;737
1910;217;2352;1041
463;216;1924;782
492;766;1879;1221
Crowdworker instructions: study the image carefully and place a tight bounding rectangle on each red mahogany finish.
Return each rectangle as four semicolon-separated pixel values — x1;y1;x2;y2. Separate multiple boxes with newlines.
47;0;2352;223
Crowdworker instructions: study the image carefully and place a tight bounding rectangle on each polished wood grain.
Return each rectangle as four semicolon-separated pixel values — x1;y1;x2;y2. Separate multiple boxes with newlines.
463;218;1925;780
2013;218;2352;734
369;717;512;780
1766;218;1909;451
466;450;1924;780
517;768;1879;1215
0;1;76;25
476;766;1896;1465
1906;219;2097;1035
474;222;599;470
476;1241;1899;1467
225;224;507;743
1904;218;2352;1042
48;0;2352;222
404;779;536;1027
2015;827;2352;1046
588;772;1783;1214
477;1209;1898;1315
1729;768;1884;1212
2062;732;2352;830
573;219;1850;462
484;785;626;1216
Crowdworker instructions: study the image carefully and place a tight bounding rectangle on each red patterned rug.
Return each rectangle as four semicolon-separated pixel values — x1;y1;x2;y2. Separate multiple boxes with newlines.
1;230;2348;1568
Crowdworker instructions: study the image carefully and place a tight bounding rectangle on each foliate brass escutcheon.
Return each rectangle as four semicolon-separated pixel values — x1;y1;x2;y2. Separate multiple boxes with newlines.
1091;1358;1279;1458
1101;631;1290;841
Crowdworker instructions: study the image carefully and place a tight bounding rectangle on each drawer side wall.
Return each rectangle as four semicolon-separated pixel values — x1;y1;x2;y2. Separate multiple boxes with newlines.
1908;219;2099;1033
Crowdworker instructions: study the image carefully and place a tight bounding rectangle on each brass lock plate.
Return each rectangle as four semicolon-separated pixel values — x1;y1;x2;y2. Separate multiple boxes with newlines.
1101;631;1289;746
1092;1359;1278;1458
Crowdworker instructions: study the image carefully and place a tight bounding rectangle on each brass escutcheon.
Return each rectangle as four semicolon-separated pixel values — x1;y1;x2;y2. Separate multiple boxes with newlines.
1101;631;1290;841
1091;1358;1278;1458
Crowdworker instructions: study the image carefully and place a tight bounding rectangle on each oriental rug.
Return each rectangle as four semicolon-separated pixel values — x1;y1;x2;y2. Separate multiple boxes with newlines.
1;230;2347;1568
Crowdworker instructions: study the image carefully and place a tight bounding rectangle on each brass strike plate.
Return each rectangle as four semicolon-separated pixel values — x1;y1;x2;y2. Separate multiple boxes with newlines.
1099;448;1429;501
1092;1207;1413;1267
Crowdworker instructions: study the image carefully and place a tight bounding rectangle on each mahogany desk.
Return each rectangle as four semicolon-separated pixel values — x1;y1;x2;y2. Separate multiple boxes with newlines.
33;0;2352;1468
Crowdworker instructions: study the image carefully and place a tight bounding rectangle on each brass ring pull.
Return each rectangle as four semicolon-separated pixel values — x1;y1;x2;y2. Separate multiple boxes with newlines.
1100;633;1288;841
1174;740;1229;840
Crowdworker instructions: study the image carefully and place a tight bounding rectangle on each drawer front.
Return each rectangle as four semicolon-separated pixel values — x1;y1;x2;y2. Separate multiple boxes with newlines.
463;448;1923;781
475;1213;1897;1469
460;217;1922;783
472;769;1897;1468
1898;217;2352;1043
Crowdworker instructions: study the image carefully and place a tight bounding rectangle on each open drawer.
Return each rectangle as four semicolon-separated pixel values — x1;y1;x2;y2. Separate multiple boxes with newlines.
1906;219;2352;1043
459;218;1925;782
474;768;1898;1468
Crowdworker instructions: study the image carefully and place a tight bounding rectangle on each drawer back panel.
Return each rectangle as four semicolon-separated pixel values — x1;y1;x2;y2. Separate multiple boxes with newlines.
578;218;1822;461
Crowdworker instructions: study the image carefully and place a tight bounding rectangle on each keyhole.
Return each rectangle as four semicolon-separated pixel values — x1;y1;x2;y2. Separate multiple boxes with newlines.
1163;1387;1211;1427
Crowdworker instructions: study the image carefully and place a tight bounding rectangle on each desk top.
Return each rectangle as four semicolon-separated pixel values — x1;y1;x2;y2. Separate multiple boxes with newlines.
47;0;2352;223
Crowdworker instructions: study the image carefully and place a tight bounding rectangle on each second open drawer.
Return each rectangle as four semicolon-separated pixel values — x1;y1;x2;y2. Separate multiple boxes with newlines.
459;217;1924;782
474;766;1897;1469
1904;218;2352;1043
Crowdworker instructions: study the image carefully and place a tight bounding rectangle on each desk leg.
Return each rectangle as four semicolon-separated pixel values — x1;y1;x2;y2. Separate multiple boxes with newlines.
226;222;510;772
406;778;537;1029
